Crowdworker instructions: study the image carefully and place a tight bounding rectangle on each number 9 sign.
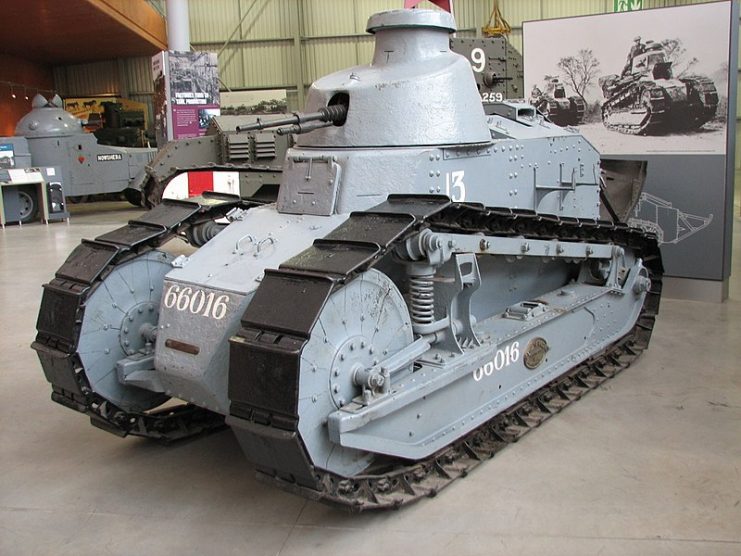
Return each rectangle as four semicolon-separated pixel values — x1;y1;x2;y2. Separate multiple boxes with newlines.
470;47;486;73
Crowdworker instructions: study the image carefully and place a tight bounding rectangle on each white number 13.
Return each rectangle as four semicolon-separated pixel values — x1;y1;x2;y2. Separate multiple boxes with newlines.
445;170;466;202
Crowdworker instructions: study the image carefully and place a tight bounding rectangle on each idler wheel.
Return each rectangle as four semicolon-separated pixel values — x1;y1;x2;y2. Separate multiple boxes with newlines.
77;250;173;413
297;269;413;477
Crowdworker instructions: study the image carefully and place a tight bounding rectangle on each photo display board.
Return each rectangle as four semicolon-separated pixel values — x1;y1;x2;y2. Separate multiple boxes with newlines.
523;1;738;284
152;51;221;145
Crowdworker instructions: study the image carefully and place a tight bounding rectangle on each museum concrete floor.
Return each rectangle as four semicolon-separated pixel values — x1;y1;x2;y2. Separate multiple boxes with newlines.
1;189;740;556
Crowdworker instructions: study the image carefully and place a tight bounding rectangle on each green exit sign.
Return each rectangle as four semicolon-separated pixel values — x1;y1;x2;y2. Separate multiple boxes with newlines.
614;0;642;11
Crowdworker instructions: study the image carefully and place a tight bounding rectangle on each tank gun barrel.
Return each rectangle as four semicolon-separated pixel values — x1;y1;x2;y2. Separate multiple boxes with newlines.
276;120;335;136
236;105;347;133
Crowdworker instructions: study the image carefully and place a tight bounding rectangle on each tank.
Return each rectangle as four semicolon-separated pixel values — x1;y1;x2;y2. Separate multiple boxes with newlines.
600;39;718;134
141;114;291;207
32;9;662;511
450;37;524;103
12;94;156;205
92;101;150;148
530;78;586;126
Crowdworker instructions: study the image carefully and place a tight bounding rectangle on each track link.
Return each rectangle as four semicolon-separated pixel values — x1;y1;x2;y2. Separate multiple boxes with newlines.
602;84;666;135
229;198;663;511
32;192;261;442
680;76;719;129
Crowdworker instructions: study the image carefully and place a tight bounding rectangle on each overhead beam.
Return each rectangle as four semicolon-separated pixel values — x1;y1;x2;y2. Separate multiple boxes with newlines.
85;0;168;51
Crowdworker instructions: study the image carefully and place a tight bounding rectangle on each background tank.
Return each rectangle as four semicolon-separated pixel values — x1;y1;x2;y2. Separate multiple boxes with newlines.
450;36;524;103
92;101;151;148
530;78;586;126
141;114;290;207
33;8;661;511
600;39;718;134
12;94;156;205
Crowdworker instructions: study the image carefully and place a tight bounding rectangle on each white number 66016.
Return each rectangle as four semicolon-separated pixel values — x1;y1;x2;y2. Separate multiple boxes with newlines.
163;284;230;320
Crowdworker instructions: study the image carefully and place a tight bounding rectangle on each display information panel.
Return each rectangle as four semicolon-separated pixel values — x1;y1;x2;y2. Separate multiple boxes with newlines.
152;51;221;145
524;1;737;288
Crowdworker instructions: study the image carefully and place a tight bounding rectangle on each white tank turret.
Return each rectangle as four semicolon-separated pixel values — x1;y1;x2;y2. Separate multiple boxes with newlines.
298;9;490;148
15;94;84;138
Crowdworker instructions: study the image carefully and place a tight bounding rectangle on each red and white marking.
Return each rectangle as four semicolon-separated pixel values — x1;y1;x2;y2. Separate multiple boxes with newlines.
163;171;240;200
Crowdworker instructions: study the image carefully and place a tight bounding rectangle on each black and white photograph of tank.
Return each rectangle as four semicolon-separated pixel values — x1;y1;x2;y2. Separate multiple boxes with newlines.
523;1;732;155
528;77;587;127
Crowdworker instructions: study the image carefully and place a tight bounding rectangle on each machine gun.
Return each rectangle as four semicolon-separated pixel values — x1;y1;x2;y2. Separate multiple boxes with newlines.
236;104;348;136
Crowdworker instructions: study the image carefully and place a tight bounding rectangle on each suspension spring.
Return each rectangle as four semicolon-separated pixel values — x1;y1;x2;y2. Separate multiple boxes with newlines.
409;274;435;325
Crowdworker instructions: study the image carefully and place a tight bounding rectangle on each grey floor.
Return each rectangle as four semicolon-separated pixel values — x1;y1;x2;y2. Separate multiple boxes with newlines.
1;196;740;556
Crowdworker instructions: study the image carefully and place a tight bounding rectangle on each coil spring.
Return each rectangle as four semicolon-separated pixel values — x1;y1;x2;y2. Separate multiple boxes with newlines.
409;274;435;325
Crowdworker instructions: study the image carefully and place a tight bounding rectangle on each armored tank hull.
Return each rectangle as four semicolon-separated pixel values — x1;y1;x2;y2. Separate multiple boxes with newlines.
601;75;718;134
450;37;524;102
32;9;662;511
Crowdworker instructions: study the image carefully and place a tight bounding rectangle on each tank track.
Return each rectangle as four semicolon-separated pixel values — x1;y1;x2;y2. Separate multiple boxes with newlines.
230;196;662;511
31;192;259;443
571;96;587;124
602;83;666;135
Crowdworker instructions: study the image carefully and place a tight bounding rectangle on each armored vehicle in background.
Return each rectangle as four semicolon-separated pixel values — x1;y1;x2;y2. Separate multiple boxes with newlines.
9;94;156;206
33;9;662;511
141;114;290;207
93;101;150;149
530;78;586;127
450;36;523;103
600;40;718;134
